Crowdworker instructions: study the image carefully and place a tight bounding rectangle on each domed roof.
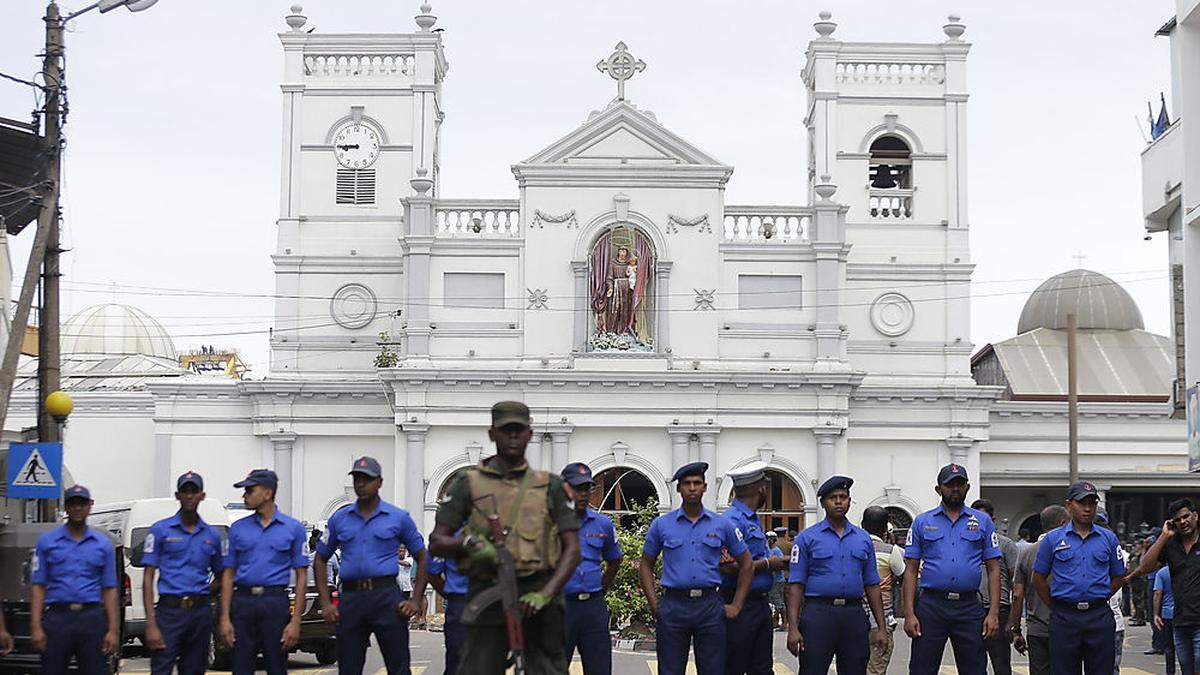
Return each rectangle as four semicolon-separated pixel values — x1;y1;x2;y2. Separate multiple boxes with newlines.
62;303;178;361
1017;269;1144;334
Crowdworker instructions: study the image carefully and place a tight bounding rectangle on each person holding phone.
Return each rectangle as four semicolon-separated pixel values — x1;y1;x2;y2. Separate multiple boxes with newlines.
1126;498;1200;674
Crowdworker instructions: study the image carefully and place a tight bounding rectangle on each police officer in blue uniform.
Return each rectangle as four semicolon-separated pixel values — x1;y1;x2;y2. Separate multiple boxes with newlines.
1031;481;1125;675
721;461;788;675
219;469;309;675
786;476;887;675
428;535;469;675
314;456;428;675
141;471;225;675
561;462;624;675
902;463;1002;675
639;462;754;675
30;484;120;675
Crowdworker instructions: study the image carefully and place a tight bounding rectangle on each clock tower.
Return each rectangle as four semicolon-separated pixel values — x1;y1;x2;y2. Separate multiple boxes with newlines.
272;4;447;375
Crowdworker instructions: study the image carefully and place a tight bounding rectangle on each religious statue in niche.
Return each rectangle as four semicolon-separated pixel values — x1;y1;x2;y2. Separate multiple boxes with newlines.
588;226;654;352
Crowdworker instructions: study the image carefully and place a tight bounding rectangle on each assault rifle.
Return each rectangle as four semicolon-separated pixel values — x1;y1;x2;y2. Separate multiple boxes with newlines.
461;497;526;674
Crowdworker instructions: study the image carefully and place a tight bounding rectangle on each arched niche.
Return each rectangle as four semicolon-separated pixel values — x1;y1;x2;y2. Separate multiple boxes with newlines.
856;122;925;155
585;451;672;510
323;113;391;145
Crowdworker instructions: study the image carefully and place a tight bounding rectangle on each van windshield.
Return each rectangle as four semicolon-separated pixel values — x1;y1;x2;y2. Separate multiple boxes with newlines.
128;524;229;567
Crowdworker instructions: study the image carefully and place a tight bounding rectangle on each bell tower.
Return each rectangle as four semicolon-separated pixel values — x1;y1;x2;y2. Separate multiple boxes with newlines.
804;12;974;384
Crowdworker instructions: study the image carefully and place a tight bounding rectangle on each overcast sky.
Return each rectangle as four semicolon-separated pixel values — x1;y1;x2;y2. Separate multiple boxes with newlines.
0;1;1177;373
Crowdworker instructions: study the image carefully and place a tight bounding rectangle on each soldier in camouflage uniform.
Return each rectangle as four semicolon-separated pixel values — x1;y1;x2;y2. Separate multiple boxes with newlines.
429;401;582;674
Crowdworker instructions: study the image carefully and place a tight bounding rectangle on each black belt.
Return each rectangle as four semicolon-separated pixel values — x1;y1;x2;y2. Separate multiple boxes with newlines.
663;587;719;599
721;588;770;602
921;589;978;602
158;594;211;609
341;576;398;593
807;596;863;606
47;602;100;611
1054;599;1108;611
565;591;602;601
234;585;288;596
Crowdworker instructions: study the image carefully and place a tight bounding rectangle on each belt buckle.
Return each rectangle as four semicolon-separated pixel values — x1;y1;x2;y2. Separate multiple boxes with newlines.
688;589;703;598
251;586;265;596
69;603;83;611
946;592;960;600
578;592;590;601
181;596;195;609
1076;602;1089;611
833;598;846;606
362;579;374;591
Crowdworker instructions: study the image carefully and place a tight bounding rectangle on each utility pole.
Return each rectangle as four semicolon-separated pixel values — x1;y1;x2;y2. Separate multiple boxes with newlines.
1067;312;1079;484
37;2;64;451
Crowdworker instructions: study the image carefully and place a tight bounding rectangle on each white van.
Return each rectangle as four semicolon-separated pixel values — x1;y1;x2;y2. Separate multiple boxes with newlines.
89;498;231;645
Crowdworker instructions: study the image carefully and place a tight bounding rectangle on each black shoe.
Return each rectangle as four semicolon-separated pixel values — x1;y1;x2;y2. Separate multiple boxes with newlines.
1144;649;1164;655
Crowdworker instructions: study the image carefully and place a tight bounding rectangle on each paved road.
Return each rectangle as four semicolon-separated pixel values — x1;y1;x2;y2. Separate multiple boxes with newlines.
119;622;1173;673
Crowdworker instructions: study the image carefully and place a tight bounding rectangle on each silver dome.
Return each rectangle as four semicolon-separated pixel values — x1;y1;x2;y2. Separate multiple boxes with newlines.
1017;269;1144;334
61;303;178;361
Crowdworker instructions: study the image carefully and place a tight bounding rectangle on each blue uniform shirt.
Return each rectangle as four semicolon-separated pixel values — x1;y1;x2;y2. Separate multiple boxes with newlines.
905;504;1001;593
1032;523;1124;602
720;499;774;594
770;546;786;584
1156;566;1175;620
788;519;881;598
428;555;468;595
316;500;425;581
223;510;308;587
32;525;117;603
141;513;224;596
565;508;622;594
643;507;748;590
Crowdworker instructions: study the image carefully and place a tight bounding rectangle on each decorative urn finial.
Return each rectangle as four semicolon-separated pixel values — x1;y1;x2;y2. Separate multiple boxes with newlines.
415;3;437;32
943;14;966;41
410;167;433;195
814;11;837;39
285;4;307;32
814;174;837;201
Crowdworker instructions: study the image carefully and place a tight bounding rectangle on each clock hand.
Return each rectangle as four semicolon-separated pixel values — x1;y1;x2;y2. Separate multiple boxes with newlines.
336;144;360;151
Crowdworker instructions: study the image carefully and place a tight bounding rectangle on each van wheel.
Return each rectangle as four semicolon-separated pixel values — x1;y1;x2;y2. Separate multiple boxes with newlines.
314;640;337;665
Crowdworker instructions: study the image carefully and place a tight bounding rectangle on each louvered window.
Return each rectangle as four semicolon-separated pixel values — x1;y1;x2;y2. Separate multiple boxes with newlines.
336;168;376;205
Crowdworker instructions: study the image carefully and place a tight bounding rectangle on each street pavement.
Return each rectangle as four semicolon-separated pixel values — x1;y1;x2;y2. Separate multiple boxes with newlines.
119;621;1173;673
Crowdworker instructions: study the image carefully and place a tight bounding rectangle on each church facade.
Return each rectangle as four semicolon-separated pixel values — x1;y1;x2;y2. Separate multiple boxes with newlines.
10;6;1190;539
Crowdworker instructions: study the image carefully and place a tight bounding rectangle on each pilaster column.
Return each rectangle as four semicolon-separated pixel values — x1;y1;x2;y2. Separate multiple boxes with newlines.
545;424;574;474
525;431;545;470
696;428;721;510
811;180;848;363
571;261;589;350
402;171;435;357
655;261;673;354
269;433;297;514
666;427;693;508
945;436;978;491
402;423;431;521
813;428;840;484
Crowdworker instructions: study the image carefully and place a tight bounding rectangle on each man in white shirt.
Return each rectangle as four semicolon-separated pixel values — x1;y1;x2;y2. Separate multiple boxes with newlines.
861;506;905;675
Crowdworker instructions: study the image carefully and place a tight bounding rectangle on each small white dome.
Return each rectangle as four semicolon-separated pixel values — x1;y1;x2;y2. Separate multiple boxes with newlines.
1017;269;1144;334
62;304;178;361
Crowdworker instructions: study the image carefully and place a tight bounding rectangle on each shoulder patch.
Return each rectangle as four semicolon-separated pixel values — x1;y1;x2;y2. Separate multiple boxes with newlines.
905;529;914;547
790;543;800;564
143;532;155;554
990;532;998;548
30;551;39;574
735;527;744;542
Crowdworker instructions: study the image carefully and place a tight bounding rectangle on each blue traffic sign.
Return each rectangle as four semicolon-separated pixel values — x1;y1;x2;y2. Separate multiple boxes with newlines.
6;442;63;499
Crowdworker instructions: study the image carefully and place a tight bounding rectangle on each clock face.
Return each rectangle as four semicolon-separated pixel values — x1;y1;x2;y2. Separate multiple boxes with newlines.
333;124;380;169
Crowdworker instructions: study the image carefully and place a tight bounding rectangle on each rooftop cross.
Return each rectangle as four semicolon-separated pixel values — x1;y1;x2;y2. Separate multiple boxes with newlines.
596;42;646;101
1071;250;1088;267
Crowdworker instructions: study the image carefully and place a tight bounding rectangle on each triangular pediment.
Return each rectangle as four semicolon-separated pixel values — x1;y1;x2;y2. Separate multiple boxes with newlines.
520;100;726;167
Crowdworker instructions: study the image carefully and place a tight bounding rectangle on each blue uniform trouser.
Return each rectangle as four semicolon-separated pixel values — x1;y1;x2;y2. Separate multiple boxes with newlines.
1049;602;1115;675
442;593;466;675
798;600;869;675
908;593;986;675
41;605;107;675
337;586;410;675
656;592;726;675
231;593;290;675
150;604;212;675
564;594;613;675
724;595;773;675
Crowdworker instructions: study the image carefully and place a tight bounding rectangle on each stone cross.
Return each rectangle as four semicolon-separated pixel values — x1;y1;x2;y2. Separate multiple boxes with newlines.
597;42;646;101
1071;250;1088;267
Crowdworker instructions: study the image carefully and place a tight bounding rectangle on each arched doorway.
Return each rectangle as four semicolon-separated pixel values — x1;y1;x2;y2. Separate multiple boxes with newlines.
885;506;914;545
589;467;656;528
757;469;805;535
437;467;470;502
1016;514;1043;544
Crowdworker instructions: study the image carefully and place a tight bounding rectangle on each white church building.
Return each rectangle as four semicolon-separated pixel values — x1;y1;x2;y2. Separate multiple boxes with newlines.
5;6;1191;539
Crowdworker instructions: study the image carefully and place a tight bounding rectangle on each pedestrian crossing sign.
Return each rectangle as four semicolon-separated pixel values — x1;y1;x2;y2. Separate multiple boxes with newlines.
6;442;63;499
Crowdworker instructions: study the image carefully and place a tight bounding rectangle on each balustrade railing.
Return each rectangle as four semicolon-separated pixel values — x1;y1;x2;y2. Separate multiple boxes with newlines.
304;54;415;78
836;62;945;86
868;188;913;220
723;206;812;242
434;200;521;237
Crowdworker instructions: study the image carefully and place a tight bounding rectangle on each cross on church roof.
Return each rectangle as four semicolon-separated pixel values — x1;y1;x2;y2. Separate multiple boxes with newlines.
597;42;646;101
1071;250;1088;267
